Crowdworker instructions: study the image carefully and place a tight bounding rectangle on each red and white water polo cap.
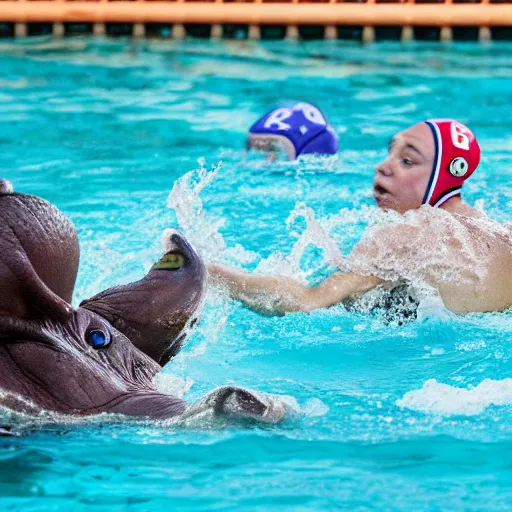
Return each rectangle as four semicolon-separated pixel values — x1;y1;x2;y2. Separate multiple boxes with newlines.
422;119;480;207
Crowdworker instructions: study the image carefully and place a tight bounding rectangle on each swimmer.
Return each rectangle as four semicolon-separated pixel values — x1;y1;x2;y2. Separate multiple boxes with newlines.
247;102;338;160
210;119;512;315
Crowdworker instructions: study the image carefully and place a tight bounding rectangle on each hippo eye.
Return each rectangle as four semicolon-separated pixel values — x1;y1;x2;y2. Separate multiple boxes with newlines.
86;329;111;350
153;253;186;271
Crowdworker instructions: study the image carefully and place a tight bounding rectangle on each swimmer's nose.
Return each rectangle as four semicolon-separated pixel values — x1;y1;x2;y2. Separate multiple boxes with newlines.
376;157;392;177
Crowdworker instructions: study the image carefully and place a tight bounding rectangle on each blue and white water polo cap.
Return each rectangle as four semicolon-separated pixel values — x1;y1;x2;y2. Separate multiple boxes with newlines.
247;102;338;160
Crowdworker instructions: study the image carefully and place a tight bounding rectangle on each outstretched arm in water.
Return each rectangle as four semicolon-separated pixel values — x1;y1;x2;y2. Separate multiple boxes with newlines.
208;264;384;315
206;222;419;316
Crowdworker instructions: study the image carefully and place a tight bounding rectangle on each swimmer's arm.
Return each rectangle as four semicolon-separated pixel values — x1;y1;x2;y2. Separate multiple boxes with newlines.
208;264;384;315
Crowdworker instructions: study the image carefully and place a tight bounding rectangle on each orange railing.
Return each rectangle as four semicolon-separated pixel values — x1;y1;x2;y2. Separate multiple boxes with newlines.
1;0;511;41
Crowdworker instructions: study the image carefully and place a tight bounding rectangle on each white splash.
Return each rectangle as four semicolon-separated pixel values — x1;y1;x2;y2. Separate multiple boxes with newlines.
167;159;227;263
397;378;512;416
167;159;257;265
286;204;345;270
344;205;505;300
165;158;506;322
166;161;367;281
154;373;194;399
255;202;346;278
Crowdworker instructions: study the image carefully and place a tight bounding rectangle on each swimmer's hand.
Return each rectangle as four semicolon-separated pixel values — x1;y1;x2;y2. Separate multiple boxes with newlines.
180;386;292;425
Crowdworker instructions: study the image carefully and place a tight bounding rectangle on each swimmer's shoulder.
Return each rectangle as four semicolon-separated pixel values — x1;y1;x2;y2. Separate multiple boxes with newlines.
346;218;425;281
453;207;512;242
352;214;424;256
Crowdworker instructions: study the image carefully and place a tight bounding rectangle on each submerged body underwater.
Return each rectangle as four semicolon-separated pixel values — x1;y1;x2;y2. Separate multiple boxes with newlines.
1;39;512;510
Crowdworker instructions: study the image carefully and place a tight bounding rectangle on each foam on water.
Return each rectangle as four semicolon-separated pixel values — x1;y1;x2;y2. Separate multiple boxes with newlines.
397;378;512;416
0;392;152;435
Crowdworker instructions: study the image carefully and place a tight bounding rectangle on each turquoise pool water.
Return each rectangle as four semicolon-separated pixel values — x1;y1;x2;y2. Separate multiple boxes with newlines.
1;38;512;510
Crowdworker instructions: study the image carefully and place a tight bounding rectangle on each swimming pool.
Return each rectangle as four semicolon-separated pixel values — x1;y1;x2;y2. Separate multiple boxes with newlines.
1;37;512;510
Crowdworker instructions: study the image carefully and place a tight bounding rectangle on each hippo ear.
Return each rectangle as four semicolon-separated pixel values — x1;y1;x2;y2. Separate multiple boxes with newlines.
11;253;73;322
0;186;77;322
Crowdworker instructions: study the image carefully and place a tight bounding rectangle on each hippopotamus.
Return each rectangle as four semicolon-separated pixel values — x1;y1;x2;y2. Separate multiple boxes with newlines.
0;180;288;424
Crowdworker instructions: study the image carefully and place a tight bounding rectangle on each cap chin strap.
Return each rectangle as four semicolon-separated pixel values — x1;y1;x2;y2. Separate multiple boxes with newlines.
432;187;462;208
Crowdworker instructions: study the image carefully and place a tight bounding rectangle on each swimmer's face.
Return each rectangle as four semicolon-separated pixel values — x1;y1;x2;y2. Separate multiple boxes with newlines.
247;134;296;160
374;123;435;213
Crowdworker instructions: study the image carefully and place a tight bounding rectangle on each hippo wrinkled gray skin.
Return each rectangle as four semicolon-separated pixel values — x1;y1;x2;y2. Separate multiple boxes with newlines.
0;181;289;424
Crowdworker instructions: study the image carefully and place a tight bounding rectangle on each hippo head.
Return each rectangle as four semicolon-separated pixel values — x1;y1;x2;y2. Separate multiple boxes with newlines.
0;181;206;416
81;230;206;366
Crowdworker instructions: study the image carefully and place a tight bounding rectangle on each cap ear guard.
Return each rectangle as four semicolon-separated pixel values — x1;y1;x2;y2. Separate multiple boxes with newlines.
449;157;469;178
